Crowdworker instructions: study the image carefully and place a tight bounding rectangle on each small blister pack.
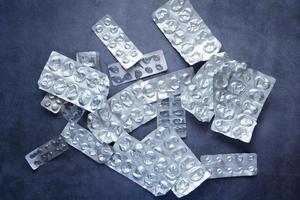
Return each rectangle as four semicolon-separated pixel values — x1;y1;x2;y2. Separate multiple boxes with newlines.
200;153;257;179
142;127;210;198
108;50;168;86
76;51;100;70
38;51;109;113
61;122;113;164
181;53;247;122
141;67;195;104
41;93;65;114
152;0;221;65
25;135;69;170
92;14;143;69
211;68;276;143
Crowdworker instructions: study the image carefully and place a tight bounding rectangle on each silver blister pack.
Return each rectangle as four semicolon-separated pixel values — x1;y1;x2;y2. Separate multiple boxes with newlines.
38;51;109;113
92;14;143;69
141;67;195;104
200;153;257;178
152;0;222;65
61;122;113;164
107;133;179;196
76;51;100;70
142;127;210;198
41;93;65;114
108;50;168;86
181;53;247;122
157;94;187;138
211;68;276;143
25;135;69;170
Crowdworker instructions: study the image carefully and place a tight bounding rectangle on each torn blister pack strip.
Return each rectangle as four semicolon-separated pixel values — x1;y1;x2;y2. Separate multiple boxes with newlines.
200;153;257;178
211;68;276;143
25;135;69;170
41;93;65;114
108;50;168;86
38;51;109;113
61;122;113;164
152;0;221;65
92;14;143;69
76;51;100;70
142;127;210;198
181;53;247;122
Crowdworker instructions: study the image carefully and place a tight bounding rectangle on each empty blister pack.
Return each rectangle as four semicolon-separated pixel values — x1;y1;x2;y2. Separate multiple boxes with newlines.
61;103;85;123
108;50;168;86
141;67;195;104
41;93;65;114
25;135;69;170
152;0;221;65
92;14;143;69
200;153;257;178
38;51;109;113
107;133;179;196
76;51;100;70
142;127;210;198
211;68;276;142
181;53;247;122
61;122;113;164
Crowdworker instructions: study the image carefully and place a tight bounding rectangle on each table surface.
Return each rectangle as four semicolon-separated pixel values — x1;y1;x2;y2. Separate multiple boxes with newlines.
1;0;300;199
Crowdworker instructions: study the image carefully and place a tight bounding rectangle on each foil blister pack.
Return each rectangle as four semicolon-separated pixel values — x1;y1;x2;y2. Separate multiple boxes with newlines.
152;0;221;65
108;50;168;86
142;127;210;198
200;153;257;178
38;51;109;113
211;68;276;143
25;135;69;170
41;94;65;114
92;14;143;69
76;51;100;70
181;53;247;122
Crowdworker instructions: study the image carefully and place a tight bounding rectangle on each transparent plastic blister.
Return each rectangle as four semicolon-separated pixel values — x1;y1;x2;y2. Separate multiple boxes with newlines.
108;50;168;85
40;94;65;114
142;127;210;198
152;0;221;65
61;122;113;164
25;135;68;170
200;153;257;178
61;103;85;123
92;14;143;69
76;51;100;70
211;68;276;143
181;53;247;122
38;51;109;113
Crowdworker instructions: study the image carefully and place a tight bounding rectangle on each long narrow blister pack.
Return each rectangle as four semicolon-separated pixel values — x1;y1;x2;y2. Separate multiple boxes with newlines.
200;153;257;178
41;93;65;114
211;68;276;142
61;122;113;164
25;135;69;170
152;0;221;65
92;14;143;69
108;50;168;85
38;51;109;113
181;53;247;122
142;127;210;198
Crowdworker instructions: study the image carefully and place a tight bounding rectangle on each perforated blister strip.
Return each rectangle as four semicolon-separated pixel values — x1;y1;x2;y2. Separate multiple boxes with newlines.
108;50;168;85
152;0;221;65
25;135;69;170
41;93;65;114
211;68;276;143
181;53;247;122
142;127;210;198
38;51;109;113
92;14;143;69
200;153;257;178
76;51;100;70
61;122;113;164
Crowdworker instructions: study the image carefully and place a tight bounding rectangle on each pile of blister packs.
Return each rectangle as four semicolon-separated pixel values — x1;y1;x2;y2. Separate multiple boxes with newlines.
25;0;275;198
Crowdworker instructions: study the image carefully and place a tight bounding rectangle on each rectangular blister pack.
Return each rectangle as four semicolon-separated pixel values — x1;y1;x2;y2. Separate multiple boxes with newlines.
211;68;276;143
152;0;221;65
25;135;69;170
76;51;100;70
142;127;210;198
108;50;168;85
92;14;143;69
41;93;65;114
200;153;257;178
38;51;109;113
180;53;247;122
61;122;113;164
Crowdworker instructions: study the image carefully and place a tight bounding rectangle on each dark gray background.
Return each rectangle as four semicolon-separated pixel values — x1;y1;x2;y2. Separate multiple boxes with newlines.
0;0;299;199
